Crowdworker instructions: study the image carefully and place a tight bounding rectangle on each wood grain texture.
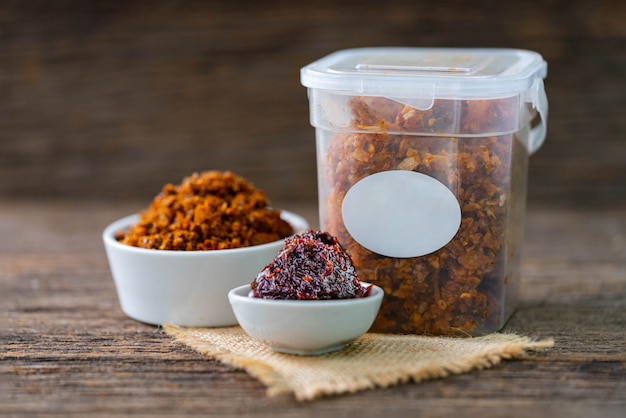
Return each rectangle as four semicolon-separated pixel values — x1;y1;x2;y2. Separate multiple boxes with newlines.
0;0;624;206
1;200;625;417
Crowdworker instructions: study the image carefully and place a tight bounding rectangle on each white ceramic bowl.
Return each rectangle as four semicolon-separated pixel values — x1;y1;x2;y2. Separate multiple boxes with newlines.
228;282;383;355
102;210;309;327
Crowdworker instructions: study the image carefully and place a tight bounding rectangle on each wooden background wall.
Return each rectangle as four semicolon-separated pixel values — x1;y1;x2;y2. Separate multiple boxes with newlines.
1;0;624;207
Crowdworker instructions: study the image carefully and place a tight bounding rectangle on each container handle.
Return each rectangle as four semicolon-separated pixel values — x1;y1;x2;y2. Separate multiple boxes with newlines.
528;78;548;155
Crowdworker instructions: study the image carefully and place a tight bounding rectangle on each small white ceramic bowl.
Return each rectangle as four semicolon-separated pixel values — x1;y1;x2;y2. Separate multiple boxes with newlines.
228;282;383;355
102;210;309;327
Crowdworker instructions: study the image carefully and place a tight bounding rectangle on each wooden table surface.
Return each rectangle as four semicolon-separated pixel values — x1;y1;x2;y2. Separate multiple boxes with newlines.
1;199;625;417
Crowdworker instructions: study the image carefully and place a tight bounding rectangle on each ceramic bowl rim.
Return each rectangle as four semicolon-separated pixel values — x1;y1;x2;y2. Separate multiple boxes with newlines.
102;210;309;257
229;282;384;307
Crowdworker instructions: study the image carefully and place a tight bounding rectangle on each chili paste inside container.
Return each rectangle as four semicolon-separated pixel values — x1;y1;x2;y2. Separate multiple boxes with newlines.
251;230;371;300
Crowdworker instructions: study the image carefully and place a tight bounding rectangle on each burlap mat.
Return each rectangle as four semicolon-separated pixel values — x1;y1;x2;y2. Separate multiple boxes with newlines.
164;324;553;401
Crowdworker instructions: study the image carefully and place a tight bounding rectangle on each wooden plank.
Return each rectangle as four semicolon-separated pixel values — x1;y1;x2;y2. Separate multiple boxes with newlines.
0;0;624;206
1;201;625;416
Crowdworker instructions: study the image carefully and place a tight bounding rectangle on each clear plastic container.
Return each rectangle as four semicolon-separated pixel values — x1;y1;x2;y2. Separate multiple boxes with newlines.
301;48;548;335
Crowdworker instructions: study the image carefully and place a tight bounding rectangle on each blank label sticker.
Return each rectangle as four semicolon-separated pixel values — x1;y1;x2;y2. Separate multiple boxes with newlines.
341;170;461;258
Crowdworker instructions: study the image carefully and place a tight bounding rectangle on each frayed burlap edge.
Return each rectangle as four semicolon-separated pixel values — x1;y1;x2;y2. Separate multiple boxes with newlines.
164;324;553;401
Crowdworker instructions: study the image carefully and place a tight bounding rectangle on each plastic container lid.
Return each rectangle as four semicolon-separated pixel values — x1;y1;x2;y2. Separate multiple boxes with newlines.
300;47;547;101
301;47;549;153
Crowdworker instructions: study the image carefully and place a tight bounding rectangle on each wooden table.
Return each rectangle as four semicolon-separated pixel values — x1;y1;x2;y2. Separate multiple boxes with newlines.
2;199;625;417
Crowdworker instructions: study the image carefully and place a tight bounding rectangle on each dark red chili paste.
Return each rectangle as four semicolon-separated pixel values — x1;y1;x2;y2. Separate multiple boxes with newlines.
250;230;371;300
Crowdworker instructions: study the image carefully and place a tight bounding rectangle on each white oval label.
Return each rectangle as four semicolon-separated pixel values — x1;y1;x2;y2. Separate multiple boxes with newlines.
341;170;461;258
